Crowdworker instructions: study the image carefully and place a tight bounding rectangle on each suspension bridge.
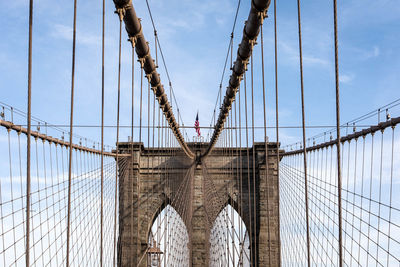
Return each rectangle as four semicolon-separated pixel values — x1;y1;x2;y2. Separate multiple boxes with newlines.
0;0;399;266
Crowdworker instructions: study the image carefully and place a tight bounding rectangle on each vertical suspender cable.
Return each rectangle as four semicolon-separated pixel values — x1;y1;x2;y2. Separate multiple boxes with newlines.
26;1;33;266
100;0;105;265
131;40;135;141
154;30;158;67
151;93;156;265
387;127;394;265
129;35;136;266
296;0;311;266
139;66;143;143
137;92;143;267
333;0;343;265
238;83;244;266
146;78;150;257
227;116;231;266
113;10;124;267
234;95;241;265
260;21;271;267
244;71;253;263
66;0;78;265
250;51;258;266
273;0;281;264
230;113;235;265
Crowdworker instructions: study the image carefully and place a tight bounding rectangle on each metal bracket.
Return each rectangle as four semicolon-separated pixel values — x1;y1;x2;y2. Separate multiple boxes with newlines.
115;8;126;21
128;36;137;48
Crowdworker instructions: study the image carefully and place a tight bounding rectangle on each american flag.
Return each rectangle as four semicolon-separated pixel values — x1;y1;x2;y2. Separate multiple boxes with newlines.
194;113;201;137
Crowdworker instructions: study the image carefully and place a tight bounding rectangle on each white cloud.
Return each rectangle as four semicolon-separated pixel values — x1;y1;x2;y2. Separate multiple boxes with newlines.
279;40;330;68
372;46;380;57
303;55;330;67
51;24;101;47
364;46;380;60
339;73;354;84
347;45;381;61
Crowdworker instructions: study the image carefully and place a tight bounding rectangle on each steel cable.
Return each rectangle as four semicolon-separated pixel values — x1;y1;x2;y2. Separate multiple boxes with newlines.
66;0;78;264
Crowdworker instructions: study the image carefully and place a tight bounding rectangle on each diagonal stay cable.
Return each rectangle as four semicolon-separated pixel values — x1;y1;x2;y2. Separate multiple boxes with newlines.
208;0;241;134
112;0;194;159
144;0;185;127
204;0;272;157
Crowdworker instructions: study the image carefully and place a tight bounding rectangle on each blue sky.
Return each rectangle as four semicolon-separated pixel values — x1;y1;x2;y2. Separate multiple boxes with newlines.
0;1;399;265
0;0;399;148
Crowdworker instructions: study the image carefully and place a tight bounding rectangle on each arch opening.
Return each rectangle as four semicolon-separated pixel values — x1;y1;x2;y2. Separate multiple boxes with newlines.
209;204;251;267
147;204;189;267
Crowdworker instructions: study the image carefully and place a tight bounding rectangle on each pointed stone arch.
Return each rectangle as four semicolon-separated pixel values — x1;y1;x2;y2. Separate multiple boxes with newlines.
117;142;281;266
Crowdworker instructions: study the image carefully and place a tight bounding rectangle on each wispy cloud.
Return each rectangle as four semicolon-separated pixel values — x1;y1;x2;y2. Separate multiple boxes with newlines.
279;40;330;68
303;55;330;67
371;46;380;57
343;45;381;62
339;73;354;84
51;24;101;46
361;46;380;60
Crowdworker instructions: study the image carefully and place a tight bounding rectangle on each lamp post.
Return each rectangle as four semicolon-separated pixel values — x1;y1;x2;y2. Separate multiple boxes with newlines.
147;240;163;267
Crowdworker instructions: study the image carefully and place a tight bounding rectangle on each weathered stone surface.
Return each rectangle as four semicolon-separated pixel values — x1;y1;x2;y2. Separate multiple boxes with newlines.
117;142;281;267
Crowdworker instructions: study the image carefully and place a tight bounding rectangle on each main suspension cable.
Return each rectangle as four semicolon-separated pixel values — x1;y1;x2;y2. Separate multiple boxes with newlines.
144;0;185;128
112;0;193;158
204;0;271;157
209;0;241;133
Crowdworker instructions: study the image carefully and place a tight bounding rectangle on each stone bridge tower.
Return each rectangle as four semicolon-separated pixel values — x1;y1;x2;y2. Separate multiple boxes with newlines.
117;142;281;266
